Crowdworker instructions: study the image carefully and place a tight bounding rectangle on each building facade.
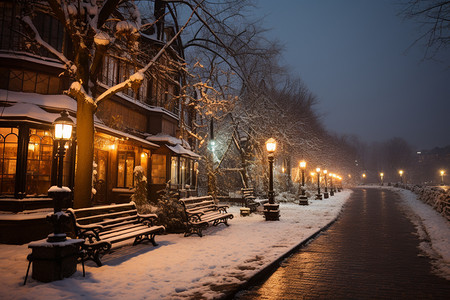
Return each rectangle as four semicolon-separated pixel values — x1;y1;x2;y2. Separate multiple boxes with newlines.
0;0;199;216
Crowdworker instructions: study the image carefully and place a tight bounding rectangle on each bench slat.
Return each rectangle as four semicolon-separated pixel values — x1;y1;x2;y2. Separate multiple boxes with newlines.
102;226;165;244
100;224;160;241
76;209;138;223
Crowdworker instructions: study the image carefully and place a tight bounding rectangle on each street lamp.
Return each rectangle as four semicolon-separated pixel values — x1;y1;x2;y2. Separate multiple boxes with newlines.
440;170;445;185
315;167;322;200
399;170;404;184
323;170;329;198
298;160;308;205
362;173;366;185
329;173;335;196
337;175;342;191
263;138;279;221
380;172;384;186
53;111;74;188
47;110;74;242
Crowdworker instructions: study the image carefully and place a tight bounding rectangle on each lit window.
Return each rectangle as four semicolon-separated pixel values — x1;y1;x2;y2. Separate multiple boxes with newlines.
0;128;18;195
170;156;178;186
26;129;53;196
151;154;166;184
117;152;135;188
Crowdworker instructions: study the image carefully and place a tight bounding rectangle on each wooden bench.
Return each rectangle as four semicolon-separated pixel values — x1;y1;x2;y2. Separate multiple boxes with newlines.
242;188;259;212
179;196;234;237
67;201;165;266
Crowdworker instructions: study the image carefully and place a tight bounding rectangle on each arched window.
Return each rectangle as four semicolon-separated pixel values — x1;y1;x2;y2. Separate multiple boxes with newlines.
0;128;18;195
26;129;53;196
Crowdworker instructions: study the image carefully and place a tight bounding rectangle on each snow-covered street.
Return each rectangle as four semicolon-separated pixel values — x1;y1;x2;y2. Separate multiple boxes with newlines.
0;187;449;299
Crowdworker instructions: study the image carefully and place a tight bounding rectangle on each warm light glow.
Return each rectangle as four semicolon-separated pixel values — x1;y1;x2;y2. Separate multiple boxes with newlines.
265;138;277;153
282;167;285;173
362;173;366;178
53;111;74;140
141;152;146;158
316;167;321;173
440;170;445;176
109;144;116;150
310;172;315;177
54;123;73;140
323;170;328;174
380;172;384;177
300;160;306;169
399;170;404;176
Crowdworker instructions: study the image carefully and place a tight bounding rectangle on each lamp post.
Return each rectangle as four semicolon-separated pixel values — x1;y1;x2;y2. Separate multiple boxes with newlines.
323;170;329;198
337;175;342;192
298;160;308;205
315;167;322;200
440;170;445;186
329;173;335;196
399;170;404;185
362;173;366;185
380;172;384;186
263;138;279;221
47;110;74;242
27;111;84;284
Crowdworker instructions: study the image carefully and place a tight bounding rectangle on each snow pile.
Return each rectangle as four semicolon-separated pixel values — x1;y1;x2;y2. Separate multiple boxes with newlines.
404;185;450;220
397;188;450;280
94;32;111;46
0;191;351;300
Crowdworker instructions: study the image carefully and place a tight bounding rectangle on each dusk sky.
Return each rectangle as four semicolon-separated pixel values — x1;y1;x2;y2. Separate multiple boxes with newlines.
255;0;450;150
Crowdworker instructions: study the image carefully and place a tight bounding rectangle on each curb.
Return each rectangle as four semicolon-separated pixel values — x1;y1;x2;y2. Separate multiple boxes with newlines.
222;211;343;300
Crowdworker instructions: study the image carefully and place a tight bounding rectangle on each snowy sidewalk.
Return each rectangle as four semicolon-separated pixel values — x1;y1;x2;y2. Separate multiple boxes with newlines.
1;187;448;299
0;190;350;299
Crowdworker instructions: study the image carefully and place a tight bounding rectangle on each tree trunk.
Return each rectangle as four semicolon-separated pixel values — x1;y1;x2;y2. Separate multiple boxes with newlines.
73;100;95;208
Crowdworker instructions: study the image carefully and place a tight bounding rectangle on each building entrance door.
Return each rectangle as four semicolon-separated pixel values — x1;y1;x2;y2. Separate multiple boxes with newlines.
93;149;108;205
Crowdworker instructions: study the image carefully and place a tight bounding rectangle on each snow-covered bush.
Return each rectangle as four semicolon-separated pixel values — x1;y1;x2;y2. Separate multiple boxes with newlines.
275;191;297;203
131;166;153;213
154;182;185;233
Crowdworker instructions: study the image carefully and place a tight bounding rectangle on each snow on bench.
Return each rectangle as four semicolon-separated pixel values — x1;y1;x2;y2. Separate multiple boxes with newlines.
67;202;165;266
179;196;234;237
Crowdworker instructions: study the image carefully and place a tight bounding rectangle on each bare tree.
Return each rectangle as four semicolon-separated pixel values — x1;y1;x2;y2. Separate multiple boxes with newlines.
401;0;450;60
19;0;234;207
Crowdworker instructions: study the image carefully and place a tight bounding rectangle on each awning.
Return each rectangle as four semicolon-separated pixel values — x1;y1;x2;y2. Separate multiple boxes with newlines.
166;144;201;159
95;123;159;149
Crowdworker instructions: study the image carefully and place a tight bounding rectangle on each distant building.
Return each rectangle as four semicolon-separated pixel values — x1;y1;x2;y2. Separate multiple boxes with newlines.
414;146;450;185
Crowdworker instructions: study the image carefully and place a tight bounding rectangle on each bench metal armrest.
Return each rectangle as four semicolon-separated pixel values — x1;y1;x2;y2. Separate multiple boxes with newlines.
77;223;103;243
137;213;158;226
217;205;228;213
187;212;204;223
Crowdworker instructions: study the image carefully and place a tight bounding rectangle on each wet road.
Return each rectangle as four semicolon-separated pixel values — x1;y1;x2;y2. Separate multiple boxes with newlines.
235;188;450;299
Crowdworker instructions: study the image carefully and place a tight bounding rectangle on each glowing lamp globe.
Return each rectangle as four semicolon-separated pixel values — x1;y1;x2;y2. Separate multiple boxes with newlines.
53;111;74;140
265;138;277;154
